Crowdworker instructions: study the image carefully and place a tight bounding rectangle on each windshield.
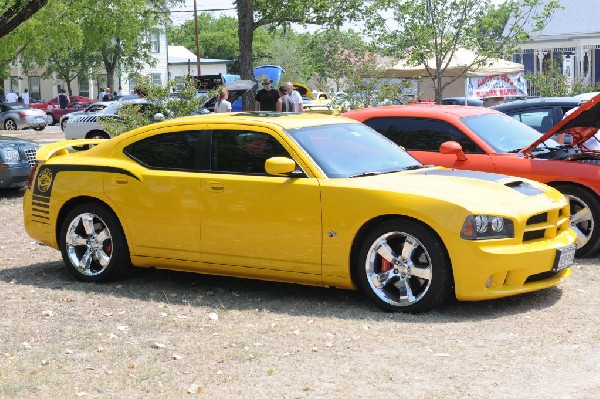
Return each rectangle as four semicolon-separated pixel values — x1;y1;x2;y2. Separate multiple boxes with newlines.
462;113;561;153
287;123;423;178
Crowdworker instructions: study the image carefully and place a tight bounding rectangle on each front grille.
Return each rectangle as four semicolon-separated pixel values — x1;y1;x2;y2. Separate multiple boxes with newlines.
527;213;548;225
24;148;37;167
523;230;545;241
525;271;560;283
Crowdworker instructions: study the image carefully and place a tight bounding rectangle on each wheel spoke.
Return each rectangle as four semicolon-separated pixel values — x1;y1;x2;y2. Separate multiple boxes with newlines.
372;269;396;289
397;278;416;303
410;265;432;281
400;236;418;266
81;215;96;236
78;250;93;271
66;232;87;246
571;224;590;247
376;241;397;264
96;228;110;243
571;207;592;225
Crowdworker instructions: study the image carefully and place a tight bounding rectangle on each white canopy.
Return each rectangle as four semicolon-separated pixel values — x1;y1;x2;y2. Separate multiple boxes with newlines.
386;48;524;78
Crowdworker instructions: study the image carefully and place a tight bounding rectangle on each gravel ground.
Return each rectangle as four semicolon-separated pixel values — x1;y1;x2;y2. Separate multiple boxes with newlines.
1;129;600;398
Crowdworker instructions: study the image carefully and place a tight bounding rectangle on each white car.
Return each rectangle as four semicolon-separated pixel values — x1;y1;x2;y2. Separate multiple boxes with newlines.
63;99;152;140
59;101;111;131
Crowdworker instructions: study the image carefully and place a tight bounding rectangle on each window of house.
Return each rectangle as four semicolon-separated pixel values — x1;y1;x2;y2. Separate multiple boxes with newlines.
124;131;205;171
28;76;41;101
211;130;289;175
78;76;90;98
363;117;484;153
151;73;162;86
149;30;161;53
10;76;19;91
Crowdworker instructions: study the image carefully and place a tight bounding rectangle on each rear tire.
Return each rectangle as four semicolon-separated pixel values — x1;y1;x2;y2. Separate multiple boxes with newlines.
59;203;132;282
45;113;55;125
354;219;452;313
4;119;17;130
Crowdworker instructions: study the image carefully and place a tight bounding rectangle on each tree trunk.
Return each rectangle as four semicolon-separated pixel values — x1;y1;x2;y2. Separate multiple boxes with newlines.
0;0;48;40
236;0;255;111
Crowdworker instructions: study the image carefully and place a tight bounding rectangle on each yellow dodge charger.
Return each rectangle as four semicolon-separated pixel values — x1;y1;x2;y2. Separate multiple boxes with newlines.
23;113;576;312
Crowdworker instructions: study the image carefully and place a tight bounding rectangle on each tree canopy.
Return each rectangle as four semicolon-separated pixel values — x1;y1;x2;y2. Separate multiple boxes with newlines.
365;0;560;102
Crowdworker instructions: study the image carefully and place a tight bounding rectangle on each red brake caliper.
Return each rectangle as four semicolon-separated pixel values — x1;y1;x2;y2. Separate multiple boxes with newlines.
380;257;393;272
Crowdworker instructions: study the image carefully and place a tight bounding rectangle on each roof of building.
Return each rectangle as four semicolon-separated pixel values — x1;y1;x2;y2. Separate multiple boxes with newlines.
168;45;233;65
515;0;600;39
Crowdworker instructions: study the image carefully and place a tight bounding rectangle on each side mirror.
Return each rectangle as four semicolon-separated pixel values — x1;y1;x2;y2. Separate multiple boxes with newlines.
439;140;468;161
153;113;165;122
265;157;297;176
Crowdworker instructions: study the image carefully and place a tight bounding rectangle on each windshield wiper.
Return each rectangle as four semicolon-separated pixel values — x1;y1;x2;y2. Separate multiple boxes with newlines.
349;171;383;178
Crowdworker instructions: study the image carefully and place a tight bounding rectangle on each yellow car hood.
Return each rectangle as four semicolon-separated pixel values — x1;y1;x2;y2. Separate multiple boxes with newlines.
346;168;563;212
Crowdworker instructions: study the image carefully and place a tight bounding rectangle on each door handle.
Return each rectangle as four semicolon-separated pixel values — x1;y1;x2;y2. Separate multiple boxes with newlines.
113;176;128;185
209;181;224;192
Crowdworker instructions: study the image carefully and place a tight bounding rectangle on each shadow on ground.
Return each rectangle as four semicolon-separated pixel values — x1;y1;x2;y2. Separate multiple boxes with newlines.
0;259;564;322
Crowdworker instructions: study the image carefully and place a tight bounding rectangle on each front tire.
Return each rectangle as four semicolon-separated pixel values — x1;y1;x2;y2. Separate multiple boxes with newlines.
59;203;132;282
355;220;452;313
555;184;600;257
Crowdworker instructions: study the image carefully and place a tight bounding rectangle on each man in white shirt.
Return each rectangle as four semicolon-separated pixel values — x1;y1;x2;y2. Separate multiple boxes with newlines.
21;89;30;105
5;90;18;103
285;82;303;112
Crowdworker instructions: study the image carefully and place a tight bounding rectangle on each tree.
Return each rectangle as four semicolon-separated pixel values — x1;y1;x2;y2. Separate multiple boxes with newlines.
234;0;365;110
76;0;183;91
365;0;560;102
0;0;49;40
99;74;207;136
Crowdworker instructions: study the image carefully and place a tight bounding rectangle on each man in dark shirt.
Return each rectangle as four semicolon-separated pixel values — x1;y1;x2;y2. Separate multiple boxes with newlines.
254;79;279;111
58;90;69;109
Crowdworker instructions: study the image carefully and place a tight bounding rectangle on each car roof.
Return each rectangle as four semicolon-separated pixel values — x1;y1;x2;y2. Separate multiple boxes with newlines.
343;104;499;120
491;97;582;111
132;112;357;134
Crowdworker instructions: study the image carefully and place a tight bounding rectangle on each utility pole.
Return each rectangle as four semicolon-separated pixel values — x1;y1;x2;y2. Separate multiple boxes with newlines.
194;0;202;76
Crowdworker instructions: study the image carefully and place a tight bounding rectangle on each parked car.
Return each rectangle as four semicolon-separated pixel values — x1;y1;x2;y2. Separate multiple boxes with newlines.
44;102;91;126
59;101;111;131
1;102;47;131
24;113;575;313
0;135;40;189
63;99;159;140
29;95;94;111
491;96;583;132
343;96;600;257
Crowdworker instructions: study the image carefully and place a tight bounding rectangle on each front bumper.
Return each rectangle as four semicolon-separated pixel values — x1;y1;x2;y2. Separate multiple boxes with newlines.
0;162;31;188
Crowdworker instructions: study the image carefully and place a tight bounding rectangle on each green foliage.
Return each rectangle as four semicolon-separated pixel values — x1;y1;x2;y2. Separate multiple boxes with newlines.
365;0;561;102
99;74;206;136
527;61;600;97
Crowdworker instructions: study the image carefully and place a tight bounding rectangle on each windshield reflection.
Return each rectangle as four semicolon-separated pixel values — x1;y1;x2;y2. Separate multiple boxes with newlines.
287;123;422;178
462;113;561;153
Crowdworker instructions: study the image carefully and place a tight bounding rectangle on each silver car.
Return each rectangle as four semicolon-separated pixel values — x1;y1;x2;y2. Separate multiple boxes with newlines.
0;135;40;189
0;102;47;131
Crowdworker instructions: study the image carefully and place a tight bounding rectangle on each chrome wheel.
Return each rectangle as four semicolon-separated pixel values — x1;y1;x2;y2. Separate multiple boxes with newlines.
356;220;452;313
65;212;113;277
4;119;17;130
366;231;433;307
556;184;600;257
45;114;54;125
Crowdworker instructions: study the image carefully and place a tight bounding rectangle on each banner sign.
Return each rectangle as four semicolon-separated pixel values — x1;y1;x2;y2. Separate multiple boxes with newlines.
467;73;527;99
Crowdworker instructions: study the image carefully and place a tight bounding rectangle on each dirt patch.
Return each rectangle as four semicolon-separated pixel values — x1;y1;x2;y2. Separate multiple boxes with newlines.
1;186;600;397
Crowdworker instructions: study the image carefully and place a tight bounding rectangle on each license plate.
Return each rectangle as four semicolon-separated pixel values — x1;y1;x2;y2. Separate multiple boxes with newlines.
552;245;576;272
35;116;45;122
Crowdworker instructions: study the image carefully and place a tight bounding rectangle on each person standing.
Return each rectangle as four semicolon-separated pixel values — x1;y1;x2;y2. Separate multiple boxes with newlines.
254;79;279;111
5;89;18;103
58;90;69;109
285;82;303;112
21;89;30;105
276;86;295;112
98;88;105;102
214;88;232;113
103;87;113;101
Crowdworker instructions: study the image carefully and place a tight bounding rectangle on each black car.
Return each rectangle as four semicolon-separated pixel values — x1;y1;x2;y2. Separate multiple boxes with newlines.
491;97;584;133
0;135;39;190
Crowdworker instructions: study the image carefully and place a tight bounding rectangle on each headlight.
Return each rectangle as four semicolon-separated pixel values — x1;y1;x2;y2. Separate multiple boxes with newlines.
1;147;20;163
461;215;514;240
